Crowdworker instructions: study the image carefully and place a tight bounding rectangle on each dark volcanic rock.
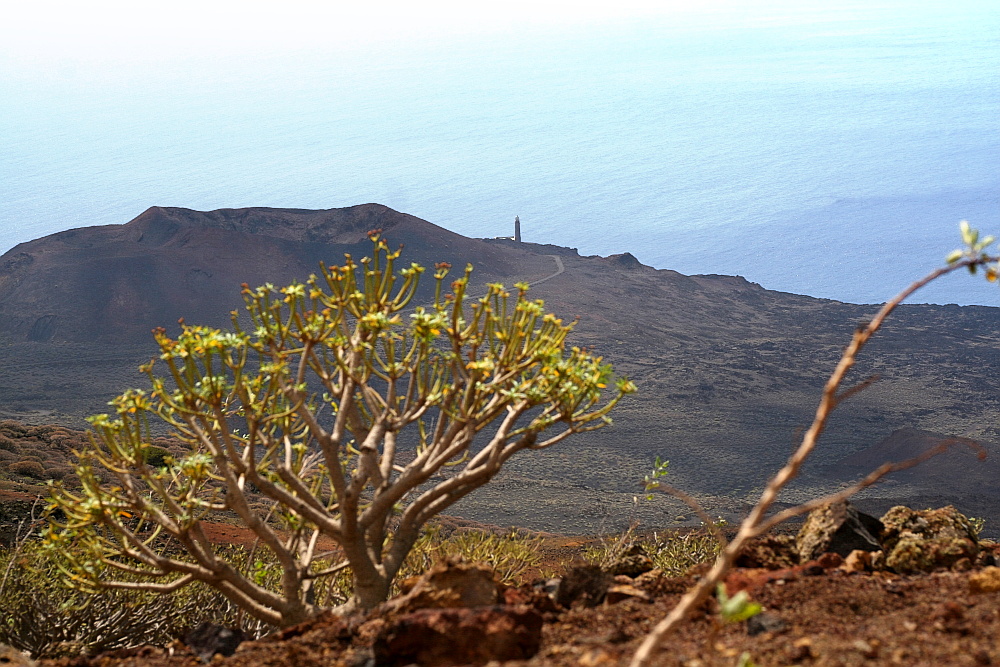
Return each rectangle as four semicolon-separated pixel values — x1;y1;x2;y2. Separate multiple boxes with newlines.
747;611;789;636
606;544;655;577
796;501;883;561
184;623;246;661
554;565;612;608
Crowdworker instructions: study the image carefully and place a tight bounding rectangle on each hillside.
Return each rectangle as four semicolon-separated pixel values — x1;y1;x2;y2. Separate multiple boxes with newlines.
2;205;999;532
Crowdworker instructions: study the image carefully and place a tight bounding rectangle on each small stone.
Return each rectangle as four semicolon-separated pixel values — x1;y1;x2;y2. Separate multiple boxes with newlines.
931;601;970;634
633;568;663;583
344;647;375;667
816;552;844;569
787;637;814;662
503;585;560;614
747;611;788;636
579;648;615;666
605;583;650;604
933;601;965;622
852;639;880;659
534;577;561;598
969;566;1000;594
725;566;801;594
803;563;826;576
840;549;872;573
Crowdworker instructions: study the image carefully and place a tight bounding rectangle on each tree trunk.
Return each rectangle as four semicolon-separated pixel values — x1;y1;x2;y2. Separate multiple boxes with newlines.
278;603;314;628
350;573;392;611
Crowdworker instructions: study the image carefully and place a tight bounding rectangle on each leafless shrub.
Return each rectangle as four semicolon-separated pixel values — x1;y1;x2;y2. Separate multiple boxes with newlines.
632;222;1000;666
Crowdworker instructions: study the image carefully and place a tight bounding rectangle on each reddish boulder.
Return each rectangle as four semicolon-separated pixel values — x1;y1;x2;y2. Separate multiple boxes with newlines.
735;534;799;570
386;557;498;614
373;605;543;666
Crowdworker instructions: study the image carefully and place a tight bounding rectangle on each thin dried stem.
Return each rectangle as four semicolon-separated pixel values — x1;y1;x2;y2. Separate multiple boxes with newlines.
657;485;728;549
0;496;45;597
630;257;988;667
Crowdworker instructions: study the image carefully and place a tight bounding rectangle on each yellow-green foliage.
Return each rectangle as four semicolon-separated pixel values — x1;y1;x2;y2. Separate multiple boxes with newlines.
45;233;633;626
586;526;722;577
293;525;546;605
647;529;723;575
403;526;543;584
0;542;268;659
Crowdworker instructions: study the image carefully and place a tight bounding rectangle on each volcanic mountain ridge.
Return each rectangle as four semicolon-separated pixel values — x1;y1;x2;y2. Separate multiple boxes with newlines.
2;204;999;533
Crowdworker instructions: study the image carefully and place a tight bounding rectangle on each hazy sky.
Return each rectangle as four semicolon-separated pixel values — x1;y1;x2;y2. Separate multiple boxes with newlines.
0;0;830;70
3;0;997;304
1;2;693;54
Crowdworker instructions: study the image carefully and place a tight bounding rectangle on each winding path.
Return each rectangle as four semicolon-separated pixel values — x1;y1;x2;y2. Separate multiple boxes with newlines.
527;255;565;287
463;254;565;302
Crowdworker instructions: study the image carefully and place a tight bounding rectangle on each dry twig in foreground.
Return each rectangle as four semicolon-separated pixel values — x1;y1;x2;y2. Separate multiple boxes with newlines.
631;245;997;667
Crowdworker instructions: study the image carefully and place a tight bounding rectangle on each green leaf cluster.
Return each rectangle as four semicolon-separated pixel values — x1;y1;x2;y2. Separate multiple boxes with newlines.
45;233;634;625
947;220;999;280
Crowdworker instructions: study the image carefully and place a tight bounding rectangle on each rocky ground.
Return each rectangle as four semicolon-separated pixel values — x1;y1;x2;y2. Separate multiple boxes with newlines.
10;504;998;667
28;553;1000;667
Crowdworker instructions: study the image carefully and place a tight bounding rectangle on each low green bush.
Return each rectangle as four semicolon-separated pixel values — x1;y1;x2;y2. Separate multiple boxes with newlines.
403;526;544;584
0;541;273;658
585;523;723;577
1;519;544;658
646;529;723;575
8;460;44;479
0;435;17;452
139;445;171;468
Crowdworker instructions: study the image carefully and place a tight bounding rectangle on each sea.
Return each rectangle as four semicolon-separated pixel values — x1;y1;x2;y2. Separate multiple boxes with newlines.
1;1;998;305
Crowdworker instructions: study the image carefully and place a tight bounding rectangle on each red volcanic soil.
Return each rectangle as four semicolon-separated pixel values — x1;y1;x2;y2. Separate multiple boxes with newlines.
35;537;1000;667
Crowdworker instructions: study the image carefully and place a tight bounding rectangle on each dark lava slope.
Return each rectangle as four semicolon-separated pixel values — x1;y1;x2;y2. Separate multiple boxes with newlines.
2;205;999;531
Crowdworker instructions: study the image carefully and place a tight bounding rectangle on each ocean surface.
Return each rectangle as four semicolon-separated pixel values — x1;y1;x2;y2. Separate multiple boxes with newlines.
1;1;998;305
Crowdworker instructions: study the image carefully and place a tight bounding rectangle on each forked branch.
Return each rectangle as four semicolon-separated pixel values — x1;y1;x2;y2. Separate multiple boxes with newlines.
631;248;998;667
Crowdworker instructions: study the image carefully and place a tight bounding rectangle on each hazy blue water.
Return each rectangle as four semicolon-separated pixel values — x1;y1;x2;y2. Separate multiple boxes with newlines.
1;2;998;304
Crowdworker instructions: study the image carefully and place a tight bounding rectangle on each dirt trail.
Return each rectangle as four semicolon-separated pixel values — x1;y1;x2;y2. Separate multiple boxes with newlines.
528;255;565;287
